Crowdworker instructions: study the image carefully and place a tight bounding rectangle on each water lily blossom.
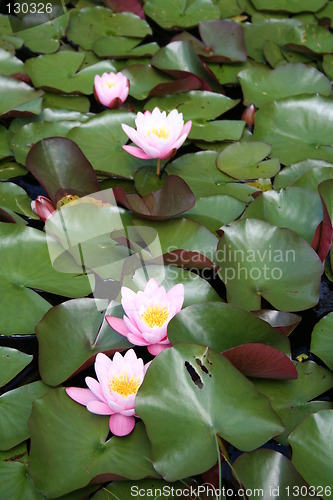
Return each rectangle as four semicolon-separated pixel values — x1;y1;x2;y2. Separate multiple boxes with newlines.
31;195;56;221
66;350;147;436
94;72;129;109
106;278;184;356
121;108;192;175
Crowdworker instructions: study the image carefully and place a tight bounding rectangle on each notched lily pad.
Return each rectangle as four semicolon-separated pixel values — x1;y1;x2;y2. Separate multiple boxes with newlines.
144;0;220;29
0;347;32;388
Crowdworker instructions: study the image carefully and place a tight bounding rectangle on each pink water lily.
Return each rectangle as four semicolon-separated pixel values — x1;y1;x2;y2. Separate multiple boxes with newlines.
106;278;184;356
94;72;129;109
121;108;192;174
66;350;146;436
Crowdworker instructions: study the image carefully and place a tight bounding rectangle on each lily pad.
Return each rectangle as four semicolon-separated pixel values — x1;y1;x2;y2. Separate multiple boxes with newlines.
0;75;43;117
37;298;130;386
310;312;333;370
145;90;238;121
217;219;323;311
216;141;276;179
144;0;220;29
67;110;148;177
274;159;333;189
0;48;25;77
289;410;333;499
0;347;32;387
189;120;245;142
25;51;117;94
28;389;158;498
0;181;38;218
252;310;301;336
26;137;100;205
136;344;284;480
254;361;333;444
0;381;49;450
67;7;151;50
0;223;91;335
13;13;69;54
243;187;323;244
93;38;159;58
238;63;331;107
0;126;11;160
183;195;246;233
253;95;333;166
92;479;187;499
168;302;290;354
0;461;44;500
122;65;172;100
42;93;90;112
198;20;247;62
251;0;327;13
233;449;321;499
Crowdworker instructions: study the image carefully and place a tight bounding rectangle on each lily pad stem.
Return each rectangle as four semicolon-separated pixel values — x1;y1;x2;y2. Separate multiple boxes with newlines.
156;157;161;176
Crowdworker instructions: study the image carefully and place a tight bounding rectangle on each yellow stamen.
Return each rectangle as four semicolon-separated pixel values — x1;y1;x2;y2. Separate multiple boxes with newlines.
147;128;169;139
141;305;169;328
102;81;116;89
109;373;141;398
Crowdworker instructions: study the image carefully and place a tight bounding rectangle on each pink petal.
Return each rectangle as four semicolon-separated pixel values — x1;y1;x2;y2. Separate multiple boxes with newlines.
66;387;96;406
94;353;112;386
122;145;153;159
85;377;106;402
106;316;129;337
148;343;172;356
181;120;192;137
87;400;114;415
166;283;185;315
127;332;149;346
144;278;160;296
109;414;135;436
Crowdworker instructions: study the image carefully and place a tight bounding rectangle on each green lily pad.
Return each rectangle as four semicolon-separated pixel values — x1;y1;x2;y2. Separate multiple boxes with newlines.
37;298;130;386
26;137;100;205
208;59;264;85
252;0;327;12
122;65;172;100
310;312;333;370
0;461;44;500
274;159;333;189
254;361;333;445
13;13;68;54
134;166;166;196
0;182;38;218
189;120;245;142
233;449;321;499
292;166;333;192
183;195;246;233
243;187;323;244
136;344;283;480
144;0;220;29
0;381;50;450
253;95;333;166
198;20;247;62
216;141;276;179
289;410;333;499
145;90;238;121
168;302;290;354
263;39;287;67
323;54;333;80
0;48;25;76
28;389;158;498
0;223;91;335
133;217;219;268
151;41;221;92
11;120;83;166
167;151;257;201
238;63;331;107
0;126;11;160
93;37;159;58
217;219;323;311
43;93;90;112
0;347;32;387
25;51;117;94
67;7;151;51
67;110;148;177
0;75;44;117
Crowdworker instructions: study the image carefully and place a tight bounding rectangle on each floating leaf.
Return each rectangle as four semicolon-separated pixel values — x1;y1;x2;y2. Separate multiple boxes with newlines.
0;125;11;160
0;381;49;450
28;389;158;498
238;63;331;107
289;410;333;499
274;159;333;190
216;141;275;179
253;95;333;166
252;0;327;13
94;38;159;58
26;138;100;205
234;449;320;499
0;181;38;218
310;312;333;370
168;302;290;354
42;93;90;113
144;0;220;29
198;20;247;62
25;51;116;94
0;461;44;500
252;309;301;336
136;344;284;480
243;187;323;244
254;361;333;444
0;347;32;387
217;219;323;311
145;90;237;121
122;65;172;100
0;48;26;77
0;75;43;117
67;7;151;50
189;120;245;142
